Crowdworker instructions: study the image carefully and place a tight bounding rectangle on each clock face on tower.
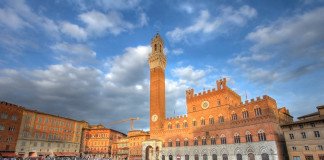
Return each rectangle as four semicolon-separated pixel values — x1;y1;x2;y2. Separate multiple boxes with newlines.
152;114;158;122
201;100;209;109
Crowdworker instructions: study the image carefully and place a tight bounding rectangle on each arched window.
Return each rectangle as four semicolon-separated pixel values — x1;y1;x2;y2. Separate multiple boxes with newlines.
168;123;172;130
194;137;198;146
195;154;199;160
159;44;162;52
168;139;172;147
176;139;180;147
203;154;208;160
201;117;206;126
185;155;189;160
261;153;269;160
154;44;157;51
242;109;249;119
222;154;228;160
217;99;221;106
162;155;165;160
248;153;255;160
211;137;216;145
183;121;188;128
209;116;215;125
0;124;4;131
246;131;253;142
169;155;173;160
231;112;238;121
258;130;266;141
220;134;226;144
218;115;224;123
234;133;240;143
236;154;242;160
202;137;207;145
212;154;217;160
192;119;197;127
184;138;189;146
176;122;180;129
254;107;262;116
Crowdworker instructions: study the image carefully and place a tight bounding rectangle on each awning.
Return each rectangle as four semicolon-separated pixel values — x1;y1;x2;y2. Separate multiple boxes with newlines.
54;152;63;156
38;152;51;156
60;152;79;157
0;152;17;157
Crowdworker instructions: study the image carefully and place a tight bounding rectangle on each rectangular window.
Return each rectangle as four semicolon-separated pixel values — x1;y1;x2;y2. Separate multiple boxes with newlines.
192;121;196;127
194;140;198;146
305;155;313;160
314;131;320;138
301;132;307;139
11;115;17;121
293;156;300;160
176;141;180;147
221;137;226;144
211;138;216;145
1;113;8;119
0;125;5;131
299;124;303;129
184;141;189;146
202;139;207;145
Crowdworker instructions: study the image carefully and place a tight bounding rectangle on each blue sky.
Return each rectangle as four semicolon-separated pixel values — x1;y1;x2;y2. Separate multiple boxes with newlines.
0;0;323;133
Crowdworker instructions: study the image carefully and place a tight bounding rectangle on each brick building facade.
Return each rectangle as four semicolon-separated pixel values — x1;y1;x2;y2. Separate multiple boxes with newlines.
0;101;88;158
81;124;126;158
0;101;23;157
142;34;293;160
281;105;324;160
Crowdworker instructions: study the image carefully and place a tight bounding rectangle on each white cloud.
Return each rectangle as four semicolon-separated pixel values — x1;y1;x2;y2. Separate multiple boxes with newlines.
79;10;134;36
180;3;194;14
0;43;194;132
229;7;324;84
51;43;96;64
0;8;29;30
171;65;208;85
60;22;87;41
172;48;184;55
95;0;141;10
167;5;257;43
228;53;273;65
105;45;151;86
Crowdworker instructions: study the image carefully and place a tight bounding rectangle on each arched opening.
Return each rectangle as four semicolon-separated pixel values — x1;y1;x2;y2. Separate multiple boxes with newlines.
145;146;153;160
162;155;165;160
185;155;189;160
169;155;173;160
212;154;217;160
236;154;242;160
156;147;159;160
248;153;255;160
203;154;208;160
261;153;269;160
194;154;199;160
222;154;228;160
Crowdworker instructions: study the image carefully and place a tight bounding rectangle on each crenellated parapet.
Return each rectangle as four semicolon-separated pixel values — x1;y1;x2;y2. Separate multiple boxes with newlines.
239;95;277;106
165;114;188;121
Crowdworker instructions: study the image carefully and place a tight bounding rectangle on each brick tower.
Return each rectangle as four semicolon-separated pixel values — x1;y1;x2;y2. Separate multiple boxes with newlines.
148;33;166;132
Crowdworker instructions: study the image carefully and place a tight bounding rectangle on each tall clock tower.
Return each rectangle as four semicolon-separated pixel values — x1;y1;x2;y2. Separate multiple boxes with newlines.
148;33;166;132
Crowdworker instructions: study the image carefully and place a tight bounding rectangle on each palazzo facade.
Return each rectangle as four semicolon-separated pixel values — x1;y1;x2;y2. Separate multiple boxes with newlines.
142;34;293;160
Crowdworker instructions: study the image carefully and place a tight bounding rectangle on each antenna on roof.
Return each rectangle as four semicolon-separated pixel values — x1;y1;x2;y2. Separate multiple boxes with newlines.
245;90;248;101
